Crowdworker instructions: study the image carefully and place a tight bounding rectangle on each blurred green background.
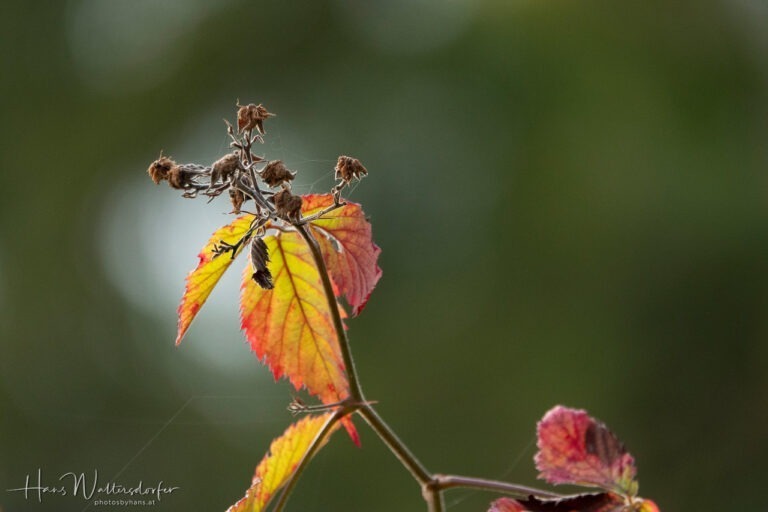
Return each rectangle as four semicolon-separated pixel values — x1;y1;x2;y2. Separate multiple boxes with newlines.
1;1;767;510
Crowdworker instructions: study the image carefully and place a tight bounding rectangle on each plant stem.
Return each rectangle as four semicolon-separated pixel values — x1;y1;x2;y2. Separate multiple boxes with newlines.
295;223;365;402
293;206;566;512
433;474;561;499
272;410;344;512
296;202;345;225
295;222;432;487
358;404;432;485
425;487;445;512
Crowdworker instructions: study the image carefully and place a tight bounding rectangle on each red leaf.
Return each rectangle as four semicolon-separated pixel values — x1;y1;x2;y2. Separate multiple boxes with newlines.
302;194;382;315
535;406;636;494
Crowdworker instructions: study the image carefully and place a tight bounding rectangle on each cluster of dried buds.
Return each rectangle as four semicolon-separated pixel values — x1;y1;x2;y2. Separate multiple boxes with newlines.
147;102;368;290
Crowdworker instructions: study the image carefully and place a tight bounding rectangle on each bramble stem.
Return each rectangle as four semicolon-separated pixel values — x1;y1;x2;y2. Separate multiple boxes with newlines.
433;474;561;499
293;217;567;511
296;202;346;225
295;222;433;487
272;410;344;512
357;404;432;485
425;486;445;512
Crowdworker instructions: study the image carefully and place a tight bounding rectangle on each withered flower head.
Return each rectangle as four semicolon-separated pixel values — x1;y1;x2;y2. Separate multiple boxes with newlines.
229;188;248;214
211;152;240;185
273;189;303;221
147;155;177;184
168;163;205;190
167;166;187;190
260;160;296;188
237;103;275;135
335;156;368;183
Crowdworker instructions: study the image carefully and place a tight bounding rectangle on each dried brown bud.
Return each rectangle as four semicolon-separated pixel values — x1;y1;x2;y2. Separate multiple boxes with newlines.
229;188;248;213
167;166;186;189
273;189;303;221
147;156;177;184
237;103;275;134
211;152;240;185
260;160;296;188
335;156;367;183
250;238;274;289
167;164;203;190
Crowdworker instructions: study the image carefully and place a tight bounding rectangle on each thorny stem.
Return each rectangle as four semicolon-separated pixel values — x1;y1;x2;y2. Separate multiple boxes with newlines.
357;404;432;485
295;222;434;488
288;397;378;416
291;199;566;511
425;486;445;512
295;201;346;225
272;410;344;512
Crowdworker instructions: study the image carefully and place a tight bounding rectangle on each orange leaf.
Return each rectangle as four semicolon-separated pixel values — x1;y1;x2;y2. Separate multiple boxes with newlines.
240;230;350;404
302;194;382;315
226;413;338;512
176;215;254;345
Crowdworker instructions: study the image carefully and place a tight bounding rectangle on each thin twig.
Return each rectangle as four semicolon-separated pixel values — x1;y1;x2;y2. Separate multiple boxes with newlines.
296;202;346;225
433;474;561;499
294;222;436;497
357;404;432;486
425;486;445;512
294;223;364;401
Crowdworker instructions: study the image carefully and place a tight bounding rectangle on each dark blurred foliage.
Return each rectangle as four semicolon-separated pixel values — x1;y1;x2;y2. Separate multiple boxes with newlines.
1;1;767;511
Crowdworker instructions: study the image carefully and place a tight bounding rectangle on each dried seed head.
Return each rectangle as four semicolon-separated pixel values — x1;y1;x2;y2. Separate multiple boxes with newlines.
229;188;248;213
273;189;303;221
250;238;274;289
168;163;205;190
237;103;275;134
167;166;187;189
147;155;177;184
211;152;240;185
335;156;368;183
260;160;296;188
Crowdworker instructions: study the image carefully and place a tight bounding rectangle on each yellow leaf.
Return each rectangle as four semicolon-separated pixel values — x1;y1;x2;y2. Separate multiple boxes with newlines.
176;215;254;345
226;414;338;512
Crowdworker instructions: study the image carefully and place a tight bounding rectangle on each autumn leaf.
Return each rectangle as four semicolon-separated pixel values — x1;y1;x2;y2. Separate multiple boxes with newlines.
227;413;338;512
302;194;382;315
490;406;661;512
240;230;350;403
535;406;637;494
176;215;254;345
